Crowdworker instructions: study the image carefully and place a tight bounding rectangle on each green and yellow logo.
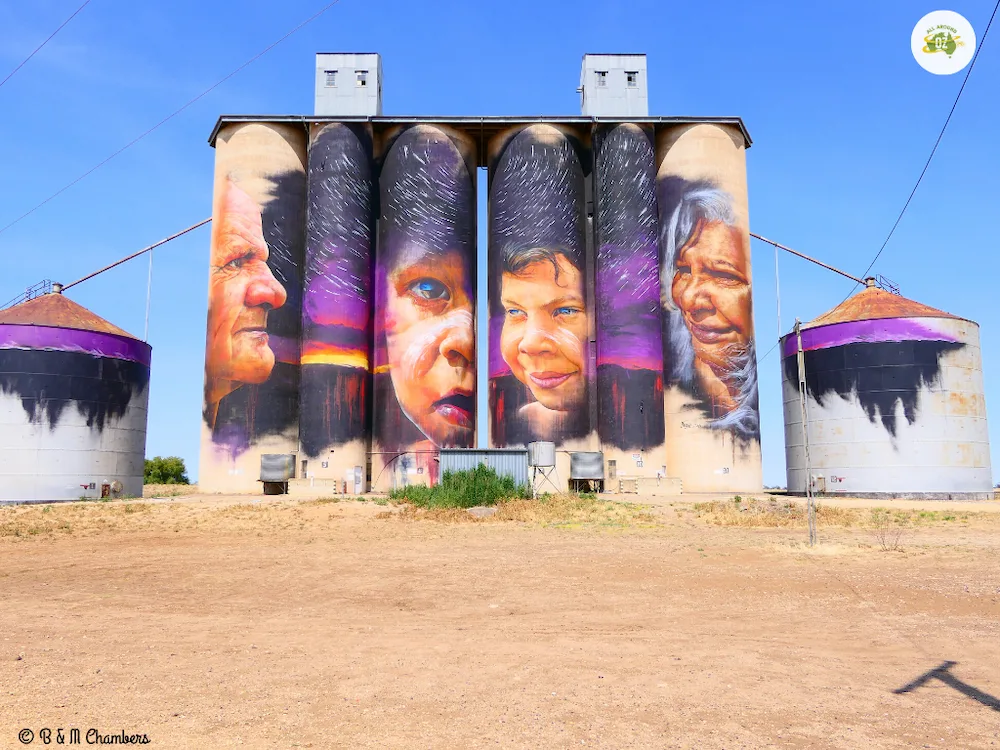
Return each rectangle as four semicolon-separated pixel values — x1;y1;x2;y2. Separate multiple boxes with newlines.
911;11;976;75
922;25;965;57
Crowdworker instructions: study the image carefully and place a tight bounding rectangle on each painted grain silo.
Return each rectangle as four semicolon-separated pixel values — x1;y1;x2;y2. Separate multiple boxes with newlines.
781;280;991;499
656;122;762;493
0;289;151;502
199;121;306;493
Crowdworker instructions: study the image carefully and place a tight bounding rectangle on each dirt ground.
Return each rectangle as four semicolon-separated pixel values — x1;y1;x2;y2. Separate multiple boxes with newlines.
2;492;999;749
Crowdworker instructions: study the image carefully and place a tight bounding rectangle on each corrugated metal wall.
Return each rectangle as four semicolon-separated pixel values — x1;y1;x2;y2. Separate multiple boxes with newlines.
439;449;529;487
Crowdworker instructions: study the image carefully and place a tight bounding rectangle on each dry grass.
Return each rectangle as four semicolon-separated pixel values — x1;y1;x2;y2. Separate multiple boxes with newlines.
0;499;337;540
691;495;979;531
143;483;197;498
0;501;157;538
381;492;659;528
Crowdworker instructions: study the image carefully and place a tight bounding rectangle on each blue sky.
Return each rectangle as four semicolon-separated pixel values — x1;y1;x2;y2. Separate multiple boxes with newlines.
1;0;997;487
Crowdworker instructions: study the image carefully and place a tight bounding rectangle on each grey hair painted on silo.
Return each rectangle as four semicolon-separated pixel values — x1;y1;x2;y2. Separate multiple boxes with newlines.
657;176;759;439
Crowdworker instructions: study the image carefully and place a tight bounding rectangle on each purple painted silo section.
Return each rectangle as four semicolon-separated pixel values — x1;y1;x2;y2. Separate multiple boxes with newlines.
0;292;152;502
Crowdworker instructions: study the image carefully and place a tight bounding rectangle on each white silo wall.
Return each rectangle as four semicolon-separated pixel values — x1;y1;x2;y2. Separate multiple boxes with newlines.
782;317;991;499
0;385;149;501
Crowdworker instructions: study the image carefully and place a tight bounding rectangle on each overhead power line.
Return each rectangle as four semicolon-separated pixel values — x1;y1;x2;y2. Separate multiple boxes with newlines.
0;0;343;240
0;0;93;90
844;0;1000;299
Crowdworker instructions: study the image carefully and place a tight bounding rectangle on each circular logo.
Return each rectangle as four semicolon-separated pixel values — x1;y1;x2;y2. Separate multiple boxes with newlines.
912;10;976;75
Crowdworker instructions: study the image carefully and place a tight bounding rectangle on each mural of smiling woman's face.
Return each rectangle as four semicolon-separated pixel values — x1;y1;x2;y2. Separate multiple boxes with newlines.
383;247;474;447
500;251;587;413
671;219;752;373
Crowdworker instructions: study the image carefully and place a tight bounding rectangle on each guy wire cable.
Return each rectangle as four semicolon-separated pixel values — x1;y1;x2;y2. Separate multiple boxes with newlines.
0;0;93;89
0;0;344;239
842;0;1000;302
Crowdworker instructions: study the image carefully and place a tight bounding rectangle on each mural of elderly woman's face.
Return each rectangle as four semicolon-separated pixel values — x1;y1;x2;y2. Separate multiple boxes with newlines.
671;220;751;372
383;246;475;447
500;252;587;412
205;181;287;403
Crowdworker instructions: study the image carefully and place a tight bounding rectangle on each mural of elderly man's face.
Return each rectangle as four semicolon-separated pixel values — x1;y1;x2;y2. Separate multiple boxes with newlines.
671;220;751;372
500;252;588;413
206;181;287;403
383;246;475;447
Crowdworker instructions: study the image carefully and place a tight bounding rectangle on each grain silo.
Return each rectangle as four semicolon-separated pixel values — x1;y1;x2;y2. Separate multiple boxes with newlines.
0;288;151;503
781;279;991;499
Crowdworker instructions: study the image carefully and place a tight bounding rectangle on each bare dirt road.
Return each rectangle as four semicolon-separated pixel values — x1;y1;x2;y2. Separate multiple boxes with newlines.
2;495;998;749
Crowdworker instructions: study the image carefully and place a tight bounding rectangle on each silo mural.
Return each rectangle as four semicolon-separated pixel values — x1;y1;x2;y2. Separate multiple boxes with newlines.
371;125;477;489
197;116;767;495
782;285;991;498
593;123;665;480
656;123;762;492
0;293;151;502
200;122;307;493
488;124;593;450
298;123;375;484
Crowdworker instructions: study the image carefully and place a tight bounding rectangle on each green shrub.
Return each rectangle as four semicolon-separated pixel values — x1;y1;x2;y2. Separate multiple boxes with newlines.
388;465;530;509
144;456;190;485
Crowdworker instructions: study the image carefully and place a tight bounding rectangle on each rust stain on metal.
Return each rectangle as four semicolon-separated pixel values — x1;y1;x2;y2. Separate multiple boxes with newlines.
804;287;960;329
0;293;139;339
947;391;983;418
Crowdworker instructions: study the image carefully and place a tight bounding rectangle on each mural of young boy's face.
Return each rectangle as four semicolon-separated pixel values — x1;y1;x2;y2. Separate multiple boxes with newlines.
382;246;475;447
500;251;588;414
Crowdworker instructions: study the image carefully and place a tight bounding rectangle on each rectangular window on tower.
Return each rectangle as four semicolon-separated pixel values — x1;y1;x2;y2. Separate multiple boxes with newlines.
357;70;368;87
595;70;608;87
626;71;638;88
324;70;337;87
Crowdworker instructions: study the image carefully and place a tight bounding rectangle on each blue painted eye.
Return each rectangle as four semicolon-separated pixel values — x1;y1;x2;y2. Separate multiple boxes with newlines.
554;306;580;317
506;308;526;318
408;278;450;301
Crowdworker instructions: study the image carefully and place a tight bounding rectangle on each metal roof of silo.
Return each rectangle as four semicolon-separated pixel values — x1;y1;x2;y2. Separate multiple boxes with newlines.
803;285;964;330
0;293;140;340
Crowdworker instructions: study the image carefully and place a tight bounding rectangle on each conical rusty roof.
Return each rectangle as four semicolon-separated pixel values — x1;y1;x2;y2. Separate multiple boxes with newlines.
804;285;960;330
0;293;139;339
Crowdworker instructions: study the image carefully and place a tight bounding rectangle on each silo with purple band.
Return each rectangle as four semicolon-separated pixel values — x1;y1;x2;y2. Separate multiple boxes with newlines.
0;292;151;502
593;123;665;482
298;123;376;486
781;283;991;498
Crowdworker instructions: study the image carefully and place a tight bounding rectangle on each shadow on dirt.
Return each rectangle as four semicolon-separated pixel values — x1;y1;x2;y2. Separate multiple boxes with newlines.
894;661;1000;712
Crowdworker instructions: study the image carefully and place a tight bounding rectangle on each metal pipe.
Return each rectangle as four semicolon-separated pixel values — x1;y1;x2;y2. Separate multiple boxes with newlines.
751;232;865;285
795;319;816;547
143;247;153;341
774;240;782;339
62;218;211;292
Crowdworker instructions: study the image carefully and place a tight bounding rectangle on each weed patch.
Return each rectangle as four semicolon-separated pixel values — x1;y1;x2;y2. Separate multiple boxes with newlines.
388;466;530;509
386;491;658;528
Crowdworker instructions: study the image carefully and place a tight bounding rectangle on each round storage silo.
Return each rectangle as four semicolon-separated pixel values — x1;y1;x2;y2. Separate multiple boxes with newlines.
655;122;762;493
781;280;991;499
0;290;151;502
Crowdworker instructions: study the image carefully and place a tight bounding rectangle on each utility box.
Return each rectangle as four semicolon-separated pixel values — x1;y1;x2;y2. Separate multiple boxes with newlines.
315;53;383;116
260;454;295;481
579;54;648;117
570;452;605;480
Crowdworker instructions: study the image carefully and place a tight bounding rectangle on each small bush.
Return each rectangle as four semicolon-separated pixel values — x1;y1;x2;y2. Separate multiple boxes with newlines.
144;456;189;485
871;509;905;551
388;465;531;509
